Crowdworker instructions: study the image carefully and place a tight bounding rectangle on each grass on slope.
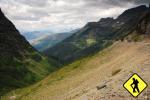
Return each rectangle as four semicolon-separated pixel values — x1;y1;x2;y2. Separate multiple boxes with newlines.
2;39;149;100
1;42;115;99
0;51;58;97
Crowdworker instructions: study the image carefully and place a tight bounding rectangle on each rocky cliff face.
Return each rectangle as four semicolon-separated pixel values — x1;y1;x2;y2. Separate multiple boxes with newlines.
44;5;150;64
0;9;57;95
137;11;150;35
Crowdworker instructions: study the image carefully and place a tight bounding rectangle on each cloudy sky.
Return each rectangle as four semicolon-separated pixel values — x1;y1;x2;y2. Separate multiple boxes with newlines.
0;0;149;33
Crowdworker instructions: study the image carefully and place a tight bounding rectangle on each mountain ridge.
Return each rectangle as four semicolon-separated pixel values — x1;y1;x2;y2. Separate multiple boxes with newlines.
0;8;59;96
44;5;150;64
1;5;150;99
31;30;79;52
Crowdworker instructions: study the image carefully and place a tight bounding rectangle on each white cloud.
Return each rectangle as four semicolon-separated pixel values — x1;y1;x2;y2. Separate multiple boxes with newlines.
0;0;148;33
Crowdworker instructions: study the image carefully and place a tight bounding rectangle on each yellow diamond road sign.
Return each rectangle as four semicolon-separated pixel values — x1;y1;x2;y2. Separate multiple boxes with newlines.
123;73;148;97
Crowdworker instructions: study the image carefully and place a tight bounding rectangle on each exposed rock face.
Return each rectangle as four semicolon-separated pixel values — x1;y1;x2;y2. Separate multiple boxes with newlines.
137;12;150;35
44;5;150;64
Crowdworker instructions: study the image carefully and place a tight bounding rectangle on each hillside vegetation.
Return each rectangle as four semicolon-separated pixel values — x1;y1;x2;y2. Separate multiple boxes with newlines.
2;37;150;99
0;5;150;99
44;5;150;64
0;9;59;96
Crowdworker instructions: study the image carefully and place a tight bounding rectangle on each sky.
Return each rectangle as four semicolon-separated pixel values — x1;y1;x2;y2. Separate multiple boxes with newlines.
0;0;149;33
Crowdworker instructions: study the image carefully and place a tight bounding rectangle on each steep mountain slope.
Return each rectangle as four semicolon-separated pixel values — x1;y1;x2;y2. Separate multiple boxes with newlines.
137;12;150;35
2;9;150;99
0;9;59;96
2;38;150;100
31;31;76;52
44;5;150;64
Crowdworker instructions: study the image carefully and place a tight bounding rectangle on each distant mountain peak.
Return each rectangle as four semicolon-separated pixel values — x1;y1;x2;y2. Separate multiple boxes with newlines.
44;5;150;64
130;5;147;10
121;5;148;15
99;17;114;22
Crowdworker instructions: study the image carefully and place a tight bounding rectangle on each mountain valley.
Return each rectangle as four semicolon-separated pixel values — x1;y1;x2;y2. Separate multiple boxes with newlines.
0;5;150;100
